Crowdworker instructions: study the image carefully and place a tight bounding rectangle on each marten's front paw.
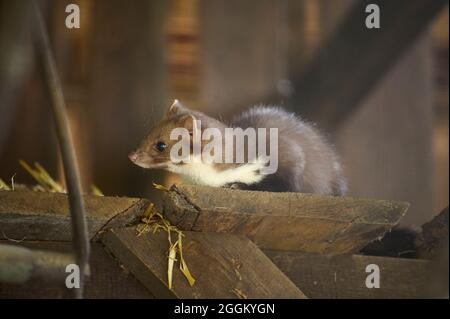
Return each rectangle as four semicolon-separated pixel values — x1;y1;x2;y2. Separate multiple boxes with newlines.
224;182;248;190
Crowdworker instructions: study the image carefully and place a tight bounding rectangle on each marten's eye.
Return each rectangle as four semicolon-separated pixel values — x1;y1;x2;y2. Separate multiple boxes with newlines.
155;141;167;152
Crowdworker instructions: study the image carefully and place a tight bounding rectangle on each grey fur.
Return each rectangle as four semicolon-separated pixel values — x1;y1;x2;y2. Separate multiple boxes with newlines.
230;106;347;195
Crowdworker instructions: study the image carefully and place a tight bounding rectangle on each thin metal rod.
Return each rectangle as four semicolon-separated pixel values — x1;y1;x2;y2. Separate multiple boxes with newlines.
32;0;90;298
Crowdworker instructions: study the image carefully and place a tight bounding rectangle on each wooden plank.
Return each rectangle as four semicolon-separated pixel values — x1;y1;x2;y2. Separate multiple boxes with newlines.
162;184;409;254
0;241;153;299
102;227;306;299
261;0;447;130
0;190;148;241
264;250;431;299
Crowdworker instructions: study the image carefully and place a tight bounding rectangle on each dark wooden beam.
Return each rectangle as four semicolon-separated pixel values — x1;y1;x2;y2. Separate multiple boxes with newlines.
162;184;409;254
264;250;432;299
264;0;448;129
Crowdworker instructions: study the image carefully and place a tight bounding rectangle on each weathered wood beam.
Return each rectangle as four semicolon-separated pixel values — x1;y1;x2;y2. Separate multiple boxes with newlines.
0;190;148;241
264;250;431;299
263;0;448;129
102;227;306;299
162;184;409;254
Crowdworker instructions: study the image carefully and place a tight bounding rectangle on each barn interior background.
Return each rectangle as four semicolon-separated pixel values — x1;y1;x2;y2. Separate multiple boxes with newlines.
0;0;448;299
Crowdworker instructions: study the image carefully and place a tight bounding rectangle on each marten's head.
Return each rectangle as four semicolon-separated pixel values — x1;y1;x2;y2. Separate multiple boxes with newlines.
129;100;200;169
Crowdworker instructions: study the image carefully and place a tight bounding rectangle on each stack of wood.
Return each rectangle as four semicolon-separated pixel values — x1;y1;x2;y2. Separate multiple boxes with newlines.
0;185;447;298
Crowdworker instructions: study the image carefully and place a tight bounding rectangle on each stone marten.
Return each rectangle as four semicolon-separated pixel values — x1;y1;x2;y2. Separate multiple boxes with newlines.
129;100;347;195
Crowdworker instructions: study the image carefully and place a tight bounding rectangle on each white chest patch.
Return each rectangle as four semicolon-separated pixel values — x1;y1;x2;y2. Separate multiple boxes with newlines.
166;157;267;187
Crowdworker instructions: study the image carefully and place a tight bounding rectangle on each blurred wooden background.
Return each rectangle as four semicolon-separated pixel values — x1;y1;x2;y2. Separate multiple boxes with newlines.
0;0;448;227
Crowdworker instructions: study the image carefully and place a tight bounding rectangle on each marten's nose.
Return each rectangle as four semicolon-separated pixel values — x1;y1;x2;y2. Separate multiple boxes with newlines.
129;152;138;162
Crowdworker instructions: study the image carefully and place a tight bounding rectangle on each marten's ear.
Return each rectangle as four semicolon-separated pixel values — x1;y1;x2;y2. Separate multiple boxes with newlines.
166;99;188;118
178;114;200;136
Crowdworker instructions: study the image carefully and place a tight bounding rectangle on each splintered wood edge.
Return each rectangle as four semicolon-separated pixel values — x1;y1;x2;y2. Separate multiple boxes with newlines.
162;186;201;229
0;190;150;241
91;197;149;240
